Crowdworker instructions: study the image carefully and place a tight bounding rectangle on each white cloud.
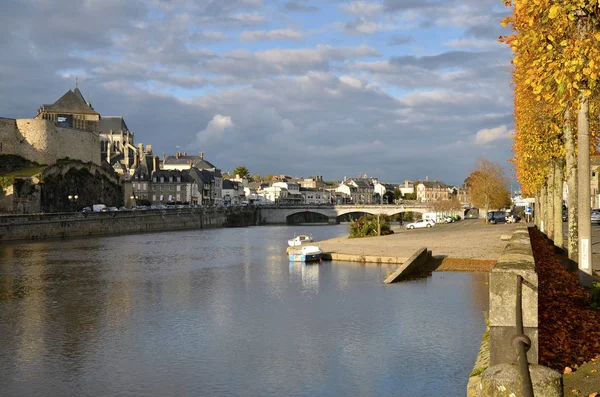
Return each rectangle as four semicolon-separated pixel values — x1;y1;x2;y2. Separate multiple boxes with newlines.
339;1;384;16
241;29;303;41
474;125;513;145
193;114;234;146
444;39;502;51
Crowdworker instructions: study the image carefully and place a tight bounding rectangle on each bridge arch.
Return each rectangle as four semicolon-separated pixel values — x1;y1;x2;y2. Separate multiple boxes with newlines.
285;210;331;224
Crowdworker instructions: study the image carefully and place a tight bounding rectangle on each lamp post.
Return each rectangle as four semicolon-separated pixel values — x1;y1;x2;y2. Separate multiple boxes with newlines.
400;204;405;227
68;194;79;212
130;194;136;209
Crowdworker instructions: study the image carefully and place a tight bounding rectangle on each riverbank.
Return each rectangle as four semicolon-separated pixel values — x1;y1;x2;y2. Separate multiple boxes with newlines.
318;219;522;270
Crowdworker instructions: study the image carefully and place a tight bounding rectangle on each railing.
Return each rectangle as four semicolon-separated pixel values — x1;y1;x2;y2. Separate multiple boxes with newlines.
514;275;534;397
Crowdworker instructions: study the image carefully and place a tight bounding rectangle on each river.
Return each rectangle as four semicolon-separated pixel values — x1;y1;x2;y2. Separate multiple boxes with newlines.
0;225;488;396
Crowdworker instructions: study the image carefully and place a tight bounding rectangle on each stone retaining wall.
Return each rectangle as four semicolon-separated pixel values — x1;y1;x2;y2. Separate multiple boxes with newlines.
0;208;255;242
467;226;562;396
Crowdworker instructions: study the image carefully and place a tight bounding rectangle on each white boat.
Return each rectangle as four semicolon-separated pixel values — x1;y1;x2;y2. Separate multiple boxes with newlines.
288;234;313;247
288;245;323;262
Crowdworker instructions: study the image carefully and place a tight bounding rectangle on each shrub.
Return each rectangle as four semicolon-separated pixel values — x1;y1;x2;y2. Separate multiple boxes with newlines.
349;214;394;238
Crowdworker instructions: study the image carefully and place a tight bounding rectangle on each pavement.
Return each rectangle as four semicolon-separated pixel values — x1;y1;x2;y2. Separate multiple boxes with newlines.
318;218;521;261
563;358;600;396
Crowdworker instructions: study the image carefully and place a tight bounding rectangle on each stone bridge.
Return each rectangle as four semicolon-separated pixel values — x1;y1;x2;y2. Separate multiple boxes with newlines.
258;203;436;224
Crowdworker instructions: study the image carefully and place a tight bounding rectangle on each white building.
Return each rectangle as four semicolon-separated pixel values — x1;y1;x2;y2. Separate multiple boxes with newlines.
300;187;332;204
272;181;303;203
222;180;245;205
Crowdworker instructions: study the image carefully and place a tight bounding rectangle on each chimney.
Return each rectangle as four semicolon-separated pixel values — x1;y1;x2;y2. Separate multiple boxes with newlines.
162;152;166;164
176;152;180;159
344;176;347;181
146;144;152;154
189;160;193;168
153;156;159;173
425;176;429;181
200;151;204;160
183;152;187;156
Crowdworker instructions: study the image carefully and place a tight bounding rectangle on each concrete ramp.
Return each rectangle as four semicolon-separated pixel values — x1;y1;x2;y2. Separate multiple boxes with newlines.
383;247;431;284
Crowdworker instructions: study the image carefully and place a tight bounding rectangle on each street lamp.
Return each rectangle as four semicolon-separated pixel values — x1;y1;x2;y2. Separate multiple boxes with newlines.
130;194;136;209
68;194;79;212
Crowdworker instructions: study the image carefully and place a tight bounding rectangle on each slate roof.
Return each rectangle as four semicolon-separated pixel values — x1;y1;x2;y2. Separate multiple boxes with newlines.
39;88;99;115
223;180;239;190
349;179;373;189
152;169;194;183
164;155;216;170
100;116;129;133
416;180;452;189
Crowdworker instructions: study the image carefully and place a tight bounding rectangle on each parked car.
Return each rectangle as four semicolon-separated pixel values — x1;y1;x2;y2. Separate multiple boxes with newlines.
562;209;567;222
405;219;435;229
591;211;600;224
488;211;507;224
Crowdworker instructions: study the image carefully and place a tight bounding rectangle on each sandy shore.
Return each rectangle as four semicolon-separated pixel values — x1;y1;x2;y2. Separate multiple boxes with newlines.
319;219;522;261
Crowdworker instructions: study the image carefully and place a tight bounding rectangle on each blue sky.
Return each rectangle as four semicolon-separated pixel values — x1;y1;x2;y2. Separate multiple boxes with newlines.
0;0;514;185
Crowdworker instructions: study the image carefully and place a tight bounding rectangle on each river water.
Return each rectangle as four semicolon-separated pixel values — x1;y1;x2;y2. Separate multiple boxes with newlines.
0;225;488;396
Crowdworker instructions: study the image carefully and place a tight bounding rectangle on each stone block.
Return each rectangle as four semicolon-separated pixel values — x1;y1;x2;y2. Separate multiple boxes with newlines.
489;326;538;366
383;247;430;283
480;363;562;397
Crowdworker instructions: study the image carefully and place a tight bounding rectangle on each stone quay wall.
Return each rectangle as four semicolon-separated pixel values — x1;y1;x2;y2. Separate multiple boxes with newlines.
467;226;562;397
0;208;257;242
0;118;100;166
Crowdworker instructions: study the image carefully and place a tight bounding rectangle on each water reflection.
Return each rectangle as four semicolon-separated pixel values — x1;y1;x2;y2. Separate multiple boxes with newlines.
0;225;489;396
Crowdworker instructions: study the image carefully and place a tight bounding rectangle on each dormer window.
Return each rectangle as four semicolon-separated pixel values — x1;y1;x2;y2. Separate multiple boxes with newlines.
169;176;174;182
177;176;181;182
160;177;165;183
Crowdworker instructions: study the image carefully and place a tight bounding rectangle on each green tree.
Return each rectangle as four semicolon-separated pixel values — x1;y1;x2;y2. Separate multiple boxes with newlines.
233;165;250;178
393;188;402;200
404;192;417;200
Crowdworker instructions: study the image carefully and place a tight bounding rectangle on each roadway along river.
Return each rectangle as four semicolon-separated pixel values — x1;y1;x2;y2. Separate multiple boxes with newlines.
0;225;488;396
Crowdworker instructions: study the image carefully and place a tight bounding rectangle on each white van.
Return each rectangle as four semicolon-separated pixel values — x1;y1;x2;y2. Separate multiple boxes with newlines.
92;204;107;212
422;212;437;223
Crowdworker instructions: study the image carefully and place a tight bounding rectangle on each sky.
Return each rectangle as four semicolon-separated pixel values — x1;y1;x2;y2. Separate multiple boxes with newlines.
0;0;515;186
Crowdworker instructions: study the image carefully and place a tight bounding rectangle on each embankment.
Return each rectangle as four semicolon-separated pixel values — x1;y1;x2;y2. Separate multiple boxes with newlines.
0;207;257;242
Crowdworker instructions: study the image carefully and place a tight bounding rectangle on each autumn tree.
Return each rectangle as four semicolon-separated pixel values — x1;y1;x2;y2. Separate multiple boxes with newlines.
466;159;511;222
233;165;250;179
502;0;600;265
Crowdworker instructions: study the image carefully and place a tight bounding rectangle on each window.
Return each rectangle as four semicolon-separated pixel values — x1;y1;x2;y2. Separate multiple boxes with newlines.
160;195;164;201
153;195;156;201
137;183;141;190
176;194;181;201
176;185;181;192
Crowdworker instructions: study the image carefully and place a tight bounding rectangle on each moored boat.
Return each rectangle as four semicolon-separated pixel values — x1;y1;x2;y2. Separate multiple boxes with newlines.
288;234;313;247
288;245;323;262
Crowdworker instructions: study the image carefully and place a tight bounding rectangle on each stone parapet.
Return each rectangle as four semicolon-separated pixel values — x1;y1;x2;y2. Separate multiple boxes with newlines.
489;226;538;365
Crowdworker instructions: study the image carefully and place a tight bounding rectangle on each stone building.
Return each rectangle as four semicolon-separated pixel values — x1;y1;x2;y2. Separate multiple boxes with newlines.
150;169;198;205
336;177;375;204
35;86;100;133
163;152;223;205
415;179;453;202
